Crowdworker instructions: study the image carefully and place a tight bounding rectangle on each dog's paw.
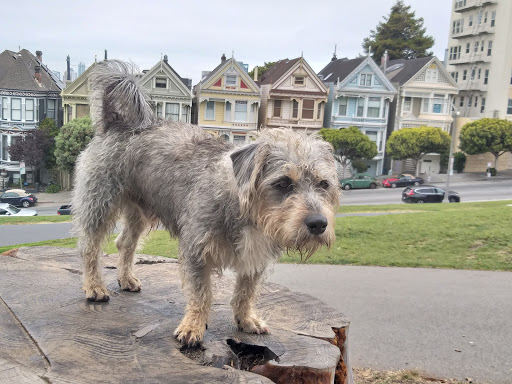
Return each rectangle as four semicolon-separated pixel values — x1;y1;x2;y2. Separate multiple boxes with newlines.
84;285;110;302
236;316;269;335
117;274;142;292
174;320;206;347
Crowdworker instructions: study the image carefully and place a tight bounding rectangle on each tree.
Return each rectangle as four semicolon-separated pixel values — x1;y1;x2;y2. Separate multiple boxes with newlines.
362;0;434;60
38;118;59;171
386;126;451;176
8;128;54;183
248;61;276;81
54;116;94;172
459;118;512;171
320;127;378;175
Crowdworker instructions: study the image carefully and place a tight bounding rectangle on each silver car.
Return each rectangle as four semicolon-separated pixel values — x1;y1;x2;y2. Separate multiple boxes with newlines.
0;203;38;216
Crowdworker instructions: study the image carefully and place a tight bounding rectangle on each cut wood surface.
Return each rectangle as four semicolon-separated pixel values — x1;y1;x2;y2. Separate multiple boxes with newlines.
0;247;352;384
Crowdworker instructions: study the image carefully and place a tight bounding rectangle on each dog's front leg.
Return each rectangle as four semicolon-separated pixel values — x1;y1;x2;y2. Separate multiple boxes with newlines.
230;271;269;334
174;258;212;346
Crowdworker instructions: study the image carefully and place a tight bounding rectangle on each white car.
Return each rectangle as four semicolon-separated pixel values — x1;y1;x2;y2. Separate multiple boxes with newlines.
0;203;38;217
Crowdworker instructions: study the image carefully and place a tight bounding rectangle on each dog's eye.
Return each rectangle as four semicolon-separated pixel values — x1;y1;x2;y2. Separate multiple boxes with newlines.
319;180;329;190
274;177;293;192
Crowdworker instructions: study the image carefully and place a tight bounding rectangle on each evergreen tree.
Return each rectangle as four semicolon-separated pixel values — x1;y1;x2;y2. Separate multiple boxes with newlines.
54;116;94;172
362;0;435;60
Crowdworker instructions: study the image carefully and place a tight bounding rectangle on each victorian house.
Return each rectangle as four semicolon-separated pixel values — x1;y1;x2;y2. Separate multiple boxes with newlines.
193;54;260;145
0;49;63;186
258;57;328;132
318;55;397;176
383;55;459;175
62;55;193;125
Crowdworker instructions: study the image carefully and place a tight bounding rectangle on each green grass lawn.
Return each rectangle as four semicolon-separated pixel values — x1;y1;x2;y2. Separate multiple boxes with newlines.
2;201;511;271
0;215;72;225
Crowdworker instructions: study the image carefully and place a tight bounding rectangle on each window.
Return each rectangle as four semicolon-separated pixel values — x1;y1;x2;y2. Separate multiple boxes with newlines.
294;76;305;86
470;69;475;80
292;100;299;118
226;75;237;86
165;103;179;121
273;100;281;117
11;98;21;121
366;131;378;145
25;99;34;121
205;101;215;120
66;105;72;123
463;69;467;80
468;96;473;108
338;97;347;115
466;43;470;54
155;78;167;88
403;97;412;112
451;72;459;82
423;98;430;113
233;135;246;146
2;97;8;120
449;46;461;60
477;11;482;24
1;135;7;161
484;69;489;84
480;40;484;52
481;97;486;113
360;74;372;86
507;99;512;115
367;97;381;118
484;12;488;23
458;46;461;59
474;41;479;52
426;70;438;83
452;19;463;34
317;102;323;120
488;41;493;56
491;11;496;27
234;101;247;122
302;99;315;119
469;15;473;27
474;97;478;108
356;99;364;117
454;0;466;9
478;68;481;79
225;101;231;121
460;97;464;108
432;95;444;114
47;99;55;119
181;105;189;123
157;103;163;118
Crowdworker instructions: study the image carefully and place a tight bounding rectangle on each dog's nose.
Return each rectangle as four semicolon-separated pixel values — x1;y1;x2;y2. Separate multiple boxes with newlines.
304;214;328;235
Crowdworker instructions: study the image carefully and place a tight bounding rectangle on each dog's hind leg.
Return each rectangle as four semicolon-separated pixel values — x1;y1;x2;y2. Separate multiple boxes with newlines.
230;271;269;334
115;202;147;292
174;245;213;346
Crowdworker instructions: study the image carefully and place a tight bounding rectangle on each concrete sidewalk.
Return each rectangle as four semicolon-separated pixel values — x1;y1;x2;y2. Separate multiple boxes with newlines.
378;169;512;184
34;190;72;203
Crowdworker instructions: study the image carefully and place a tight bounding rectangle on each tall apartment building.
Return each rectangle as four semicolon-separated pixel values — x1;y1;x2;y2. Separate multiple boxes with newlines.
446;0;512;120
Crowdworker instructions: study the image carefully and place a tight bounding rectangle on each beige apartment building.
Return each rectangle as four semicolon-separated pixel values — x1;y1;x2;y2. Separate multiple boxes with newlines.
446;0;512;170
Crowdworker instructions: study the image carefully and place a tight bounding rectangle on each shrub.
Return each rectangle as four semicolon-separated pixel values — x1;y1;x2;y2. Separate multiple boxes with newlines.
453;152;466;173
351;159;369;173
45;184;61;193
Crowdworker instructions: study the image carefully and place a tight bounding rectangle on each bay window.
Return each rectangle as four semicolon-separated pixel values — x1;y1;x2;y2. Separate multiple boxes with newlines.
234;101;247;122
367;97;381;118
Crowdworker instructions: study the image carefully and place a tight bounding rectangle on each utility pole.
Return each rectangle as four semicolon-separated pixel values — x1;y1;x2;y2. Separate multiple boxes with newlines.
444;108;460;202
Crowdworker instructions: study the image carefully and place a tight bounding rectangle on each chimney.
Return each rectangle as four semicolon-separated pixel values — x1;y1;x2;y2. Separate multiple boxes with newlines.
221;53;227;64
104;49;108;60
163;55;168;64
331;43;337;62
36;50;42;62
253;66;258;81
380;50;389;72
34;65;42;84
66;55;71;81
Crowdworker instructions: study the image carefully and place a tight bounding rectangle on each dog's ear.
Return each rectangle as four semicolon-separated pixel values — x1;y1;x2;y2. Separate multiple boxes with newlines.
230;143;267;216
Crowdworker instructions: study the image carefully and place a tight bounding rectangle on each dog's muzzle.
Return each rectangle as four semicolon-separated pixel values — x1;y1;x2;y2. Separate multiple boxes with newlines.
304;214;328;235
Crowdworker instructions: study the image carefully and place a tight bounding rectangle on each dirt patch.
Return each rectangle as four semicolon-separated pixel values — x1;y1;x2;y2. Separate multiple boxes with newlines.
353;367;477;384
469;241;486;250
1;248;19;257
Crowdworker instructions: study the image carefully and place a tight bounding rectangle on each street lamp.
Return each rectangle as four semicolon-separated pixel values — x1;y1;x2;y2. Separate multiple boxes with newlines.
444;105;460;202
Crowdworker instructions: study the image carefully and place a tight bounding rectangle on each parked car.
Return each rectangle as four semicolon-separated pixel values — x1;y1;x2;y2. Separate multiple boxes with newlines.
57;204;72;215
402;185;460;203
0;189;38;207
340;174;379;190
0;203;38;216
382;174;424;188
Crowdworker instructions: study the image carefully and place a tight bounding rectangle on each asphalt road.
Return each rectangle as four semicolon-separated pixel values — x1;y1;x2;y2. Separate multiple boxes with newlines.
340;179;512;205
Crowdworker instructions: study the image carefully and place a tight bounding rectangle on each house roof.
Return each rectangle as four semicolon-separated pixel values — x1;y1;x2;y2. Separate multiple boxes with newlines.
161;59;192;89
0;49;63;92
259;58;300;85
318;57;365;83
384;56;433;85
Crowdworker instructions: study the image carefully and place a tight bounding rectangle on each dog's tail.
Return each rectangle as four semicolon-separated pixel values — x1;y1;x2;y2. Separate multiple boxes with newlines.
89;60;154;134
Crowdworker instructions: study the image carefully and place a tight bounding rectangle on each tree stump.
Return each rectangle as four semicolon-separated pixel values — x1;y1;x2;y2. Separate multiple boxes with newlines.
0;247;352;384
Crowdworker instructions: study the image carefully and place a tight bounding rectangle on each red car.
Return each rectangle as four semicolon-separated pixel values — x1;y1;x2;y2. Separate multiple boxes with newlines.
382;174;424;188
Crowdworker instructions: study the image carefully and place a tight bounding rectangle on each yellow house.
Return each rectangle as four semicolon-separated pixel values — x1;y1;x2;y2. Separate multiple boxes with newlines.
193;54;260;145
61;63;96;124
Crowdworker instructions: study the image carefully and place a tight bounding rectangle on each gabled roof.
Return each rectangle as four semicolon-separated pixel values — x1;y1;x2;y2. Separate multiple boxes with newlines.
259;58;300;85
0;49;63;92
160;59;192;89
198;56;260;93
385;56;433;85
61;62;97;96
140;58;193;96
318;57;365;83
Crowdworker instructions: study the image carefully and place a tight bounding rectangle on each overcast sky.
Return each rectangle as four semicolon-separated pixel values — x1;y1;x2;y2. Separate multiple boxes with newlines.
4;0;451;84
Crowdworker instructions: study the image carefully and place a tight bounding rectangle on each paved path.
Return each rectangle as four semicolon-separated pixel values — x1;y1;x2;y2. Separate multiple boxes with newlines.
267;264;512;383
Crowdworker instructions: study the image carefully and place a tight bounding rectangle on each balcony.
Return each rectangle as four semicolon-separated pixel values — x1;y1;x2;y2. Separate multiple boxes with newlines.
452;24;495;38
332;115;387;126
449;52;489;65
267;118;322;129
457;81;488;92
454;0;497;13
222;122;257;129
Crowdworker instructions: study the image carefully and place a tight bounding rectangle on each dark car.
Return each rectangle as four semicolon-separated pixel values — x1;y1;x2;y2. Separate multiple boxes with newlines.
0;189;38;208
57;204;72;215
382;174;424;188
339;174;379;190
402;185;460;203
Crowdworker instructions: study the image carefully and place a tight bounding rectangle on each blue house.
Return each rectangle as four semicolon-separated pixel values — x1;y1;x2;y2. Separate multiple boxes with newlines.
319;55;396;176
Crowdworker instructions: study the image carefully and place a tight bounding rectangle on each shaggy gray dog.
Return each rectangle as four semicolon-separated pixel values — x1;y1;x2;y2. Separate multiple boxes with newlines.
73;60;340;346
